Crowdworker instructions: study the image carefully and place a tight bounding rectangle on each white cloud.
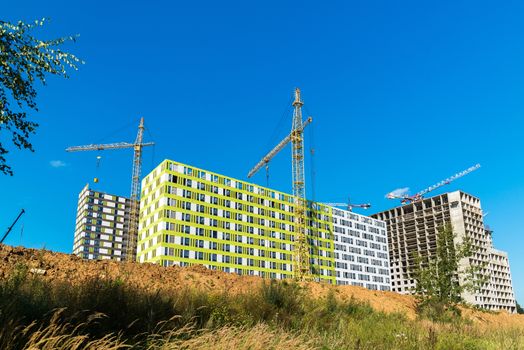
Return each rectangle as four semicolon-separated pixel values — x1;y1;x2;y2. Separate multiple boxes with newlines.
386;187;410;198
50;160;67;168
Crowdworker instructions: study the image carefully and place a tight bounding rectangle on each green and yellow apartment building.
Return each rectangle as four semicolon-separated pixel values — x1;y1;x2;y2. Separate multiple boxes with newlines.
137;160;391;290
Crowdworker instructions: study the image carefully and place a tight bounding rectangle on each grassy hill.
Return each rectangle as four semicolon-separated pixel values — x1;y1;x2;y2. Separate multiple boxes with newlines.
0;244;522;349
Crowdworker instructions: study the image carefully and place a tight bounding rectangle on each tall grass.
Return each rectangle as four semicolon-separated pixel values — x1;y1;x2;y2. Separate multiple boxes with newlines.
0;263;522;349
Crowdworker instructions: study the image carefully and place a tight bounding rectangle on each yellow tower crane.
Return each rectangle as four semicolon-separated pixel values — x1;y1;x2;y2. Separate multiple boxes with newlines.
65;117;154;262
247;88;312;280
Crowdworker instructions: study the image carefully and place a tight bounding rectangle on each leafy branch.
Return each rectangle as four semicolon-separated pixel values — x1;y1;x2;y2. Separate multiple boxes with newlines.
0;18;83;175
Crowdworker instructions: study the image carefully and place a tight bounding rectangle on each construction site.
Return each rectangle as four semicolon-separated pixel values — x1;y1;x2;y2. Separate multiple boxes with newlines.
26;87;512;314
3;3;524;348
0;83;521;346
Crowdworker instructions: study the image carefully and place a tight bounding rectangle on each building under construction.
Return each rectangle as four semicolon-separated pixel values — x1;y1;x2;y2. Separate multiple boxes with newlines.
372;191;516;313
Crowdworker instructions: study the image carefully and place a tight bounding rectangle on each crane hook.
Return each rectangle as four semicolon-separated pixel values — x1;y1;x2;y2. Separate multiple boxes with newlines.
94;155;102;183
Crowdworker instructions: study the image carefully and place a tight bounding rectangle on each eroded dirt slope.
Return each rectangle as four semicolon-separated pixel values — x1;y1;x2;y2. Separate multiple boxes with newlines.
0;244;522;329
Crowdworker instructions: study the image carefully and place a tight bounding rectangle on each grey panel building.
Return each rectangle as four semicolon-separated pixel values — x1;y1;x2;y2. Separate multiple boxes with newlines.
372;191;516;313
72;184;131;261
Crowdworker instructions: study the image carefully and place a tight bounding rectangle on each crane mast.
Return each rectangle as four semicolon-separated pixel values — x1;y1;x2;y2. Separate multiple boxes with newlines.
66;117;153;261
247;88;312;280
290;88;309;279
127;118;145;261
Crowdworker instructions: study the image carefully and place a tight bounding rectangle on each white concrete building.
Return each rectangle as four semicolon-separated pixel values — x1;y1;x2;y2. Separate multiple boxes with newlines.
73;184;131;261
332;207;391;291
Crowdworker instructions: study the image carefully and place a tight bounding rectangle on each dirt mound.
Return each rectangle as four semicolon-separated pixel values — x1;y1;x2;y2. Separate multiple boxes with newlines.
1;244;522;329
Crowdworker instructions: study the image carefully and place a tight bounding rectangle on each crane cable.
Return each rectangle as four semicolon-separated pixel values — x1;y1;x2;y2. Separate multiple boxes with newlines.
93;116;141;144
304;103;322;281
144;122;156;169
303;103;317;205
94;154;102;183
262;94;294;188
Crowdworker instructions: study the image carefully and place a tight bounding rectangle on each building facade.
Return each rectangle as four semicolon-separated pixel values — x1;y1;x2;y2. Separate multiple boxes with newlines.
72;184;131;261
484;227;517;312
137;159;391;290
372;191;516;313
332;208;390;290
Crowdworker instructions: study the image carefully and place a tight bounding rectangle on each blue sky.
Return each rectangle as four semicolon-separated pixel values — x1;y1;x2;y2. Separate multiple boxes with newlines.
1;1;523;303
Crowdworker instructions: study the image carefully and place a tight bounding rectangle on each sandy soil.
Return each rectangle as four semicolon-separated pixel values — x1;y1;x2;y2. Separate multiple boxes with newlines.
1;244;522;329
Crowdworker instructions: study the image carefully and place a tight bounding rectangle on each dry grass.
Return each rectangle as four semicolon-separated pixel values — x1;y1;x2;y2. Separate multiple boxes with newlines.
1;310;127;350
1;245;523;349
10;315;312;350
148;324;313;350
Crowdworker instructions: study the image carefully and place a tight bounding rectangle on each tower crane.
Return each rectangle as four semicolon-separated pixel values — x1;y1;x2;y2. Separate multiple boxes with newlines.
386;163;481;204
247;88;312;280
66;117;154;262
324;197;371;212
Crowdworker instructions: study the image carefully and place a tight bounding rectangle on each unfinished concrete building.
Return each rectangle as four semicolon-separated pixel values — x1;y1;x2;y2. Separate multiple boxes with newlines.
372;191;516;313
484;227;517;312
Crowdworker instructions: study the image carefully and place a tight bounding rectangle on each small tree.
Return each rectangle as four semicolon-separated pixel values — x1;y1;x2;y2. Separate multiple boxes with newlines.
412;223;488;318
517;302;524;314
0;18;82;175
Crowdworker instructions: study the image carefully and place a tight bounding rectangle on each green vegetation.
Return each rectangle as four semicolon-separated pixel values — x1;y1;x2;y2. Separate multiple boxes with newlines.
412;223;489;321
0;263;522;349
517;302;524;314
0;18;82;175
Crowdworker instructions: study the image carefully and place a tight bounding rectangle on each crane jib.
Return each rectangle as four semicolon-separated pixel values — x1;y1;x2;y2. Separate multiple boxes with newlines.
247;117;312;178
65;142;154;152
